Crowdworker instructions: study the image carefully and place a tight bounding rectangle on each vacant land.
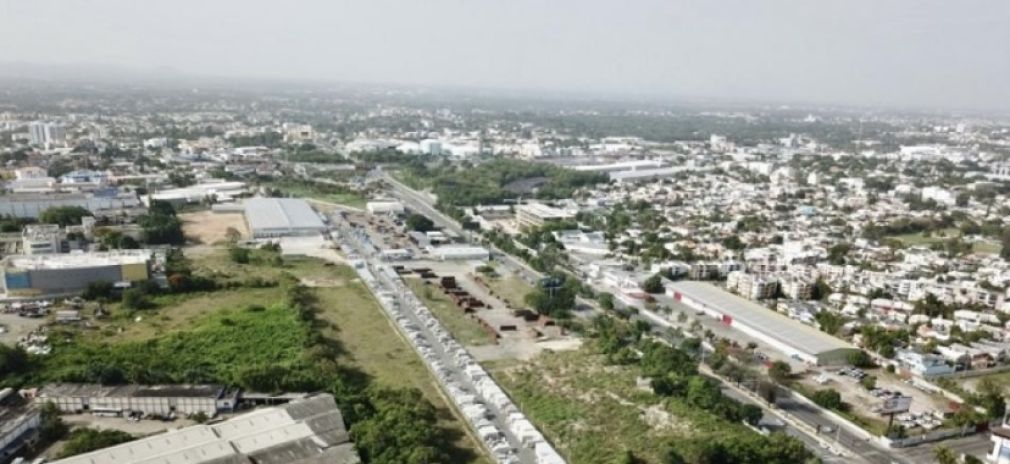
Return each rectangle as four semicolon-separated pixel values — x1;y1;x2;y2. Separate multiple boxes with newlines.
491;347;758;464
960;370;1010;394
179;211;248;244
266;180;367;209
0;312;46;347
887;228;1002;255
406;278;495;346
482;274;535;309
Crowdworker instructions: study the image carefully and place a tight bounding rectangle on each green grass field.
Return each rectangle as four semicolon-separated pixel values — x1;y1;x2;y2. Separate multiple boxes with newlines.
887;227;1002;255
265;180;367;208
482;275;535;309
405;278;494;346
888;227;960;246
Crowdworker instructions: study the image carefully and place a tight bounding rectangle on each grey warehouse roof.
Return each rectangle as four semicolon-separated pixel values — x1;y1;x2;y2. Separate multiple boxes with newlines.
668;281;857;358
244;198;325;232
49;394;359;464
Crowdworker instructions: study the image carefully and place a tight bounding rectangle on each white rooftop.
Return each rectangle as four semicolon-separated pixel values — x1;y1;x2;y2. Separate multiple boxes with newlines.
244;197;326;232
49;394;357;464
4;250;151;270
669;281;857;357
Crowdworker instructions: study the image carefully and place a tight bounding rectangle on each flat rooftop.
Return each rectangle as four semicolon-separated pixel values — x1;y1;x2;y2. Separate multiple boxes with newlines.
4;250;151;270
669;281;857;357
516;203;573;219
244;198;325;231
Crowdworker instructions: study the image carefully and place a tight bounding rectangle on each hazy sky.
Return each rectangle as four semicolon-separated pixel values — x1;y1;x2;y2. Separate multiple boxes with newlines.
1;0;1009;111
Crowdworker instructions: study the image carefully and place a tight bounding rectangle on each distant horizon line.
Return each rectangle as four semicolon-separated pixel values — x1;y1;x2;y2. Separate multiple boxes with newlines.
1;60;1008;119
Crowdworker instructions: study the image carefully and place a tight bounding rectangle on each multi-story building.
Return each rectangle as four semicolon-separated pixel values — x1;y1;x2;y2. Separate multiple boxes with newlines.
515;203;574;229
21;224;63;255
780;275;815;300
28;121;66;147
689;262;721;280
728;271;779;300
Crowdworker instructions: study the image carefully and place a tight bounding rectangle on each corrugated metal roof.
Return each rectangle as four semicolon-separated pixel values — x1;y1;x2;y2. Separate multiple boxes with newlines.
244;198;325;232
668;281;857;357
49;394;358;464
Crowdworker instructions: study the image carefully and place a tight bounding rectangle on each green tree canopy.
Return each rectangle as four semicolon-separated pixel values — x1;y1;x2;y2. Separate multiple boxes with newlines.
39;206;92;227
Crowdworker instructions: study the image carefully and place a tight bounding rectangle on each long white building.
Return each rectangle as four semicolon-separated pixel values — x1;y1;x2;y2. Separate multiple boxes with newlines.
668;281;859;365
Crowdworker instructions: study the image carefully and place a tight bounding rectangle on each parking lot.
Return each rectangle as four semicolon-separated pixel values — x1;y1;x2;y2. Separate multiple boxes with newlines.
800;366;954;433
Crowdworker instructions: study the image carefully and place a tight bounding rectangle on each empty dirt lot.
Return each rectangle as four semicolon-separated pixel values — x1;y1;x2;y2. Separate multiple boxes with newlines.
180;211;249;244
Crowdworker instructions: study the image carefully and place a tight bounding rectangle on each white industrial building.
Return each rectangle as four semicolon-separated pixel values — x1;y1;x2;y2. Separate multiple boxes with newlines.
610;166;697;183
668;281;859;365
366;200;405;215
572;159;663;173
243;198;327;238
36;384;236;417
47;394;360;464
147;180;249;206
431;246;490;261
0;191;143;219
2;250;152;297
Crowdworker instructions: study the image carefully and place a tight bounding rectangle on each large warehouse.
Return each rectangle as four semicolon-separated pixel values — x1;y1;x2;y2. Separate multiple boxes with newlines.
48;394;360;464
244;197;327;238
2;251;151;297
36;383;236;417
668;281;860;366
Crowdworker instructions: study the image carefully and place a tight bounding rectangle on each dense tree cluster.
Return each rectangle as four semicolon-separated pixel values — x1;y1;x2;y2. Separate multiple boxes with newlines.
0;215;29;233
810;389;847;411
524;273;580;318
405;158;606;207
58;428;135;458
137;201;185;245
642;274;665;294
39;206;92;227
586;315;814;463
862;217;954;240
405;213;435;232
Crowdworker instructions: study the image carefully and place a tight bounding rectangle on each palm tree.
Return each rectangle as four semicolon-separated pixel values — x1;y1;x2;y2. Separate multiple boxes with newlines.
933;445;957;464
